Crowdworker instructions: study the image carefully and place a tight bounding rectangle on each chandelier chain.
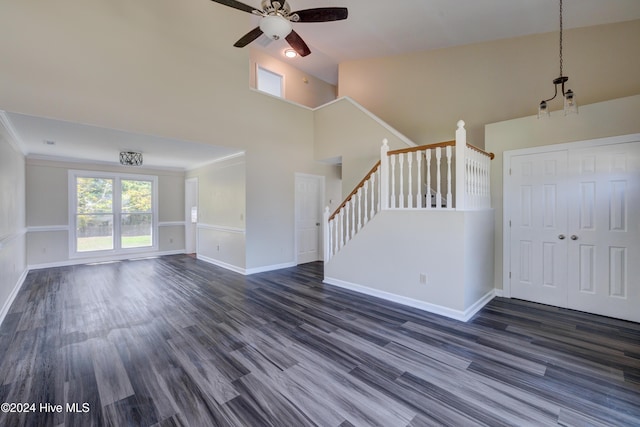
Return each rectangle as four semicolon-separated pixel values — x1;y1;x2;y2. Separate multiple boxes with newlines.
559;0;563;77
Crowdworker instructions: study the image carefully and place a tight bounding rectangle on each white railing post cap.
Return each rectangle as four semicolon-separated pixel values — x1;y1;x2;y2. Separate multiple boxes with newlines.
457;120;465;129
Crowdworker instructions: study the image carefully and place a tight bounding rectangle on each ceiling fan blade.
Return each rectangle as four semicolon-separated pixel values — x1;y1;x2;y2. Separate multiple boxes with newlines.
210;0;256;14
233;27;264;48
285;30;311;57
291;7;348;22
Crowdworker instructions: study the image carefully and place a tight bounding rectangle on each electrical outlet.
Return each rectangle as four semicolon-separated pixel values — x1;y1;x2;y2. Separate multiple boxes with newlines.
419;273;428;284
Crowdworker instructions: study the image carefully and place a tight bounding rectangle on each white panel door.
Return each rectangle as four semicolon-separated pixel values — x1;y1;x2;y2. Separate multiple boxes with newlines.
509;151;569;307
507;138;640;322
295;174;323;264
567;141;640;322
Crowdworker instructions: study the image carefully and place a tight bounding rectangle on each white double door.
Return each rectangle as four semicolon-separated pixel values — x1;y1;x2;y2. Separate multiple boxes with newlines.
507;137;640;322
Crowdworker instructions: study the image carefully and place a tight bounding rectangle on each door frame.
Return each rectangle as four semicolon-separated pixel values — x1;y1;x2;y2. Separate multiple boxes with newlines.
503;133;640;297
294;173;325;264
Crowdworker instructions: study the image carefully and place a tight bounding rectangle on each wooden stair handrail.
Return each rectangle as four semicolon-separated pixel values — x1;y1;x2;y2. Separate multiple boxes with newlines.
329;161;381;221
466;143;495;160
387;140;455;155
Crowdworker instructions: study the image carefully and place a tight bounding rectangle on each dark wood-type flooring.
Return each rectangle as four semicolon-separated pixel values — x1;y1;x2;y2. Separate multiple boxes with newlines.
0;255;639;426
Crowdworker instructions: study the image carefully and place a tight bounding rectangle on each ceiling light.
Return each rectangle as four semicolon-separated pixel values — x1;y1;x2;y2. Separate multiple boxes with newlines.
284;49;297;58
538;0;578;118
120;151;143;166
259;14;292;41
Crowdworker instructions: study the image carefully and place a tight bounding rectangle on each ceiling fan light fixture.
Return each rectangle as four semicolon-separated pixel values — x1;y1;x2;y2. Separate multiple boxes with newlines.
259;15;292;40
284;48;297;58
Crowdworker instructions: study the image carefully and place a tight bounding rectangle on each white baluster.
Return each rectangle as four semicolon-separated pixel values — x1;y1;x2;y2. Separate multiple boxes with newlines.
398;153;404;208
370;172;376;219
333;214;340;254
357;188;363;231
416;151;422;208
363;180;369;224
345;201;351;241
407;152;413;208
390;155;396;208
446;145;452;209
435;147;442;209
380;139;390;210
350;199;356;238
338;210;344;248
426;149;432;209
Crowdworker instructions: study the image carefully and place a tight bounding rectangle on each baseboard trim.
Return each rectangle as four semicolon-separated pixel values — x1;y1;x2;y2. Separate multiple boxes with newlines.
197;254;295;276
28;250;186;270
245;262;296;275
323;276;495;322
0;268;28;327
197;254;246;275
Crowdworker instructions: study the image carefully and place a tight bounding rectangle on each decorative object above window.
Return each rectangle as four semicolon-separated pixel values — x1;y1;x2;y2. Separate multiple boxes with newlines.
120;151;143;166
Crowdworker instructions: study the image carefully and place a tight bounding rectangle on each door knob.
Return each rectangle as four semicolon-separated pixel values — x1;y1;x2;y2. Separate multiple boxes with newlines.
571;235;578;240
558;234;566;240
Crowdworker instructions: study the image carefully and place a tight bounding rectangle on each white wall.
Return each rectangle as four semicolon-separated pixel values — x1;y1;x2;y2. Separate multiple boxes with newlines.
324;209;494;320
25;158;186;267
0;118;27;324
486;94;640;291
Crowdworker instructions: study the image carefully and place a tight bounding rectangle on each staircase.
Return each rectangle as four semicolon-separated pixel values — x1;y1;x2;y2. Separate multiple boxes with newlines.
322;120;496;321
324;120;494;261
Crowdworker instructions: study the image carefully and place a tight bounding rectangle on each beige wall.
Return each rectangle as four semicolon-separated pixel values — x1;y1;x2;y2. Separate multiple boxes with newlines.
0;0;336;271
25;158;186;266
250;48;337;108
187;155;247;269
314;98;415;199
338;20;640;150
0;120;27;321
486;94;640;291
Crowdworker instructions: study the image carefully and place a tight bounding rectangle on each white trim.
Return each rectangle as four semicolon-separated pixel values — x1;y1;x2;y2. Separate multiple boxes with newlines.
187;151;245;172
323;276;495;322
197;223;246;234
502;132;640;298
197;254;295;276
0;228;27;249
245;262;296;275
158;221;186;227
494;289;505;298
197;254;245;275
0;110;28;155
28;249;185;270
0;268;28;328
27;225;69;233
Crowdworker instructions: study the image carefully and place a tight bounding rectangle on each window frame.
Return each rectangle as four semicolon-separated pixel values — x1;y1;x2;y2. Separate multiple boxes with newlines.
69;170;158;258
256;64;285;98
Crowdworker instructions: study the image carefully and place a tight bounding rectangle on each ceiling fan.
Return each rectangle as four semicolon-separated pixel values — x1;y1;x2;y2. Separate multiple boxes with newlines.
211;0;348;57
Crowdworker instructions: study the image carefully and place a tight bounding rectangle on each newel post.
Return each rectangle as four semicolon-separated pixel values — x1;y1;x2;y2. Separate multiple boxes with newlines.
323;206;330;261
380;138;389;210
455;120;466;210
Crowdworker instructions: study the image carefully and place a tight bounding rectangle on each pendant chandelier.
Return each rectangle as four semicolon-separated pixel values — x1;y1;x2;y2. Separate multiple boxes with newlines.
538;0;578;118
120;151;143;166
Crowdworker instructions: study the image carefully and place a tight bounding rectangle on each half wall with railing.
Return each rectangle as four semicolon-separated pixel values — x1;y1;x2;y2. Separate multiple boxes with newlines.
324;120;494;260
